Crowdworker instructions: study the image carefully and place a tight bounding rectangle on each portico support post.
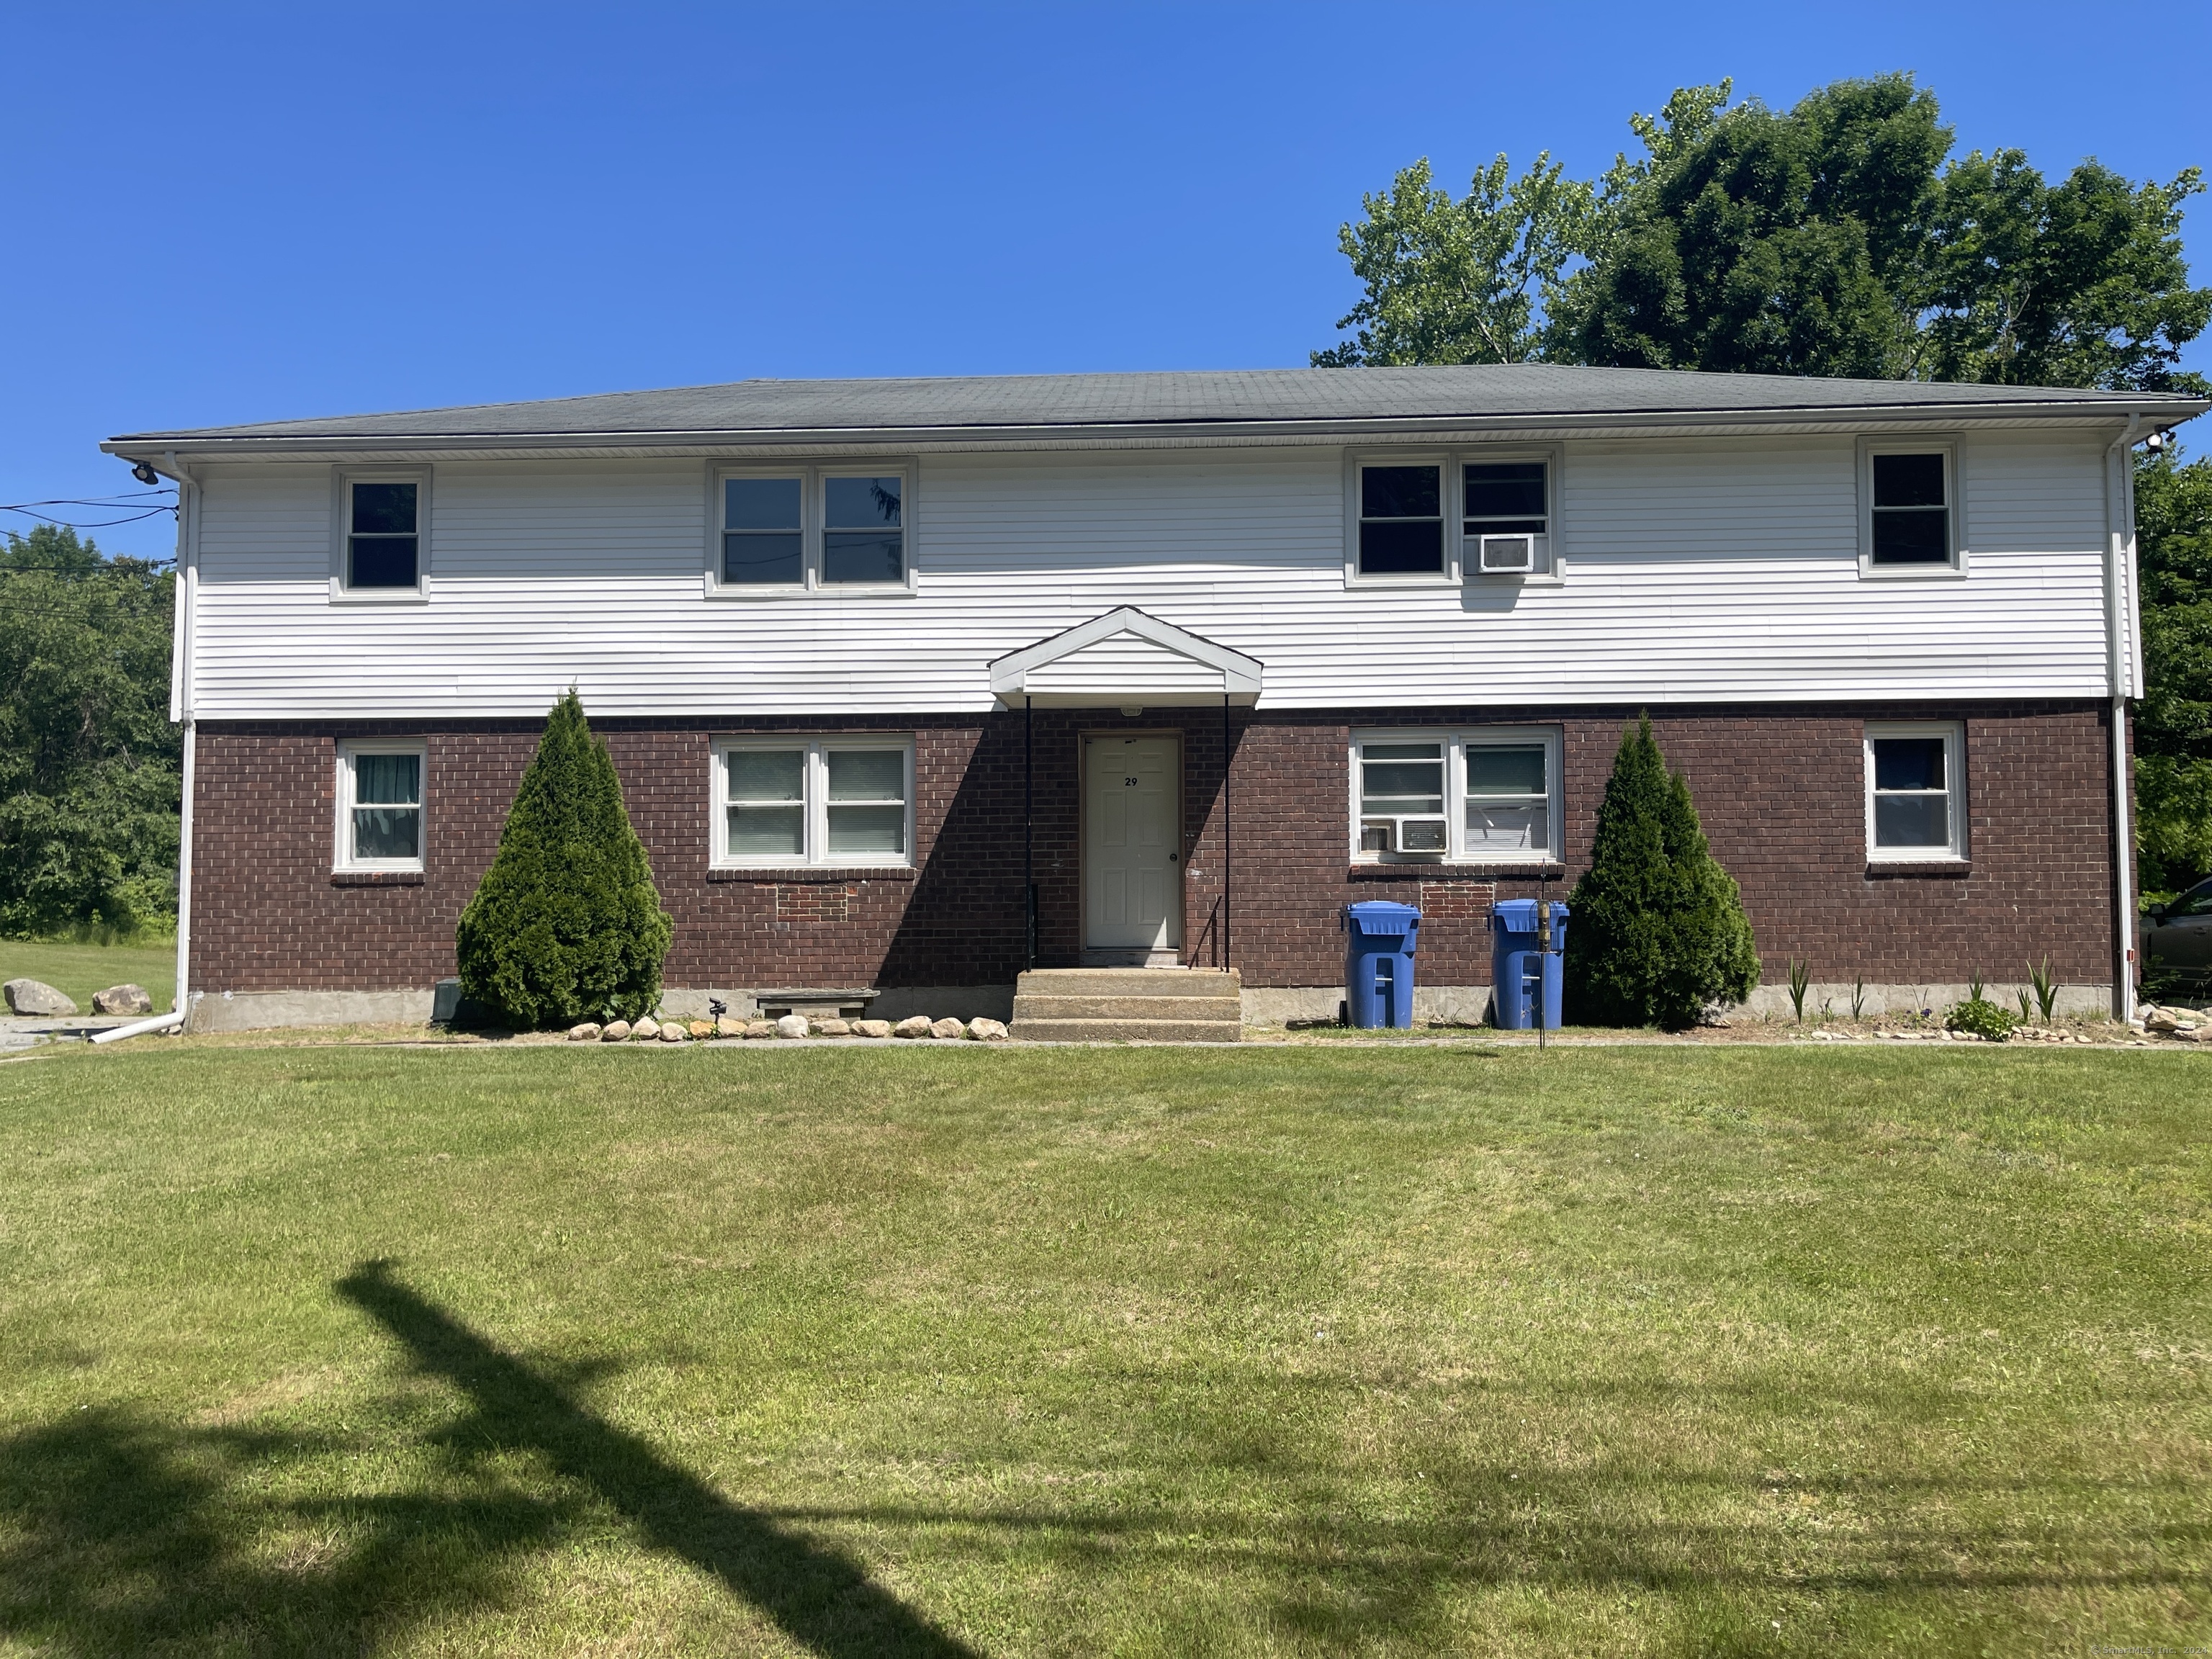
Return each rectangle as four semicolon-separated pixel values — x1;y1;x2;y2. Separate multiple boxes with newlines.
1222;692;1231;973
1024;696;1037;971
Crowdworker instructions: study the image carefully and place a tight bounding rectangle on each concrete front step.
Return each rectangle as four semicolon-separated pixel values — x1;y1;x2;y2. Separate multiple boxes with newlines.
1012;1017;1245;1043
1014;968;1240;997
1012;994;1244;1022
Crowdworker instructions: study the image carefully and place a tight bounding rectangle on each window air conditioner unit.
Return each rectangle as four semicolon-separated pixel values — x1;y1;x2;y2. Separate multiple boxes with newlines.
1478;534;1535;574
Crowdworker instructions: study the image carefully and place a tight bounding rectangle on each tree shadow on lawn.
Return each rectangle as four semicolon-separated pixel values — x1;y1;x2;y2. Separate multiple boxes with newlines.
1;1266;2200;1654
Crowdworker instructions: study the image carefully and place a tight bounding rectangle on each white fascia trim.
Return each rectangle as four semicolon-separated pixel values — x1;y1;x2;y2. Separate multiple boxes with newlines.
987;605;1264;699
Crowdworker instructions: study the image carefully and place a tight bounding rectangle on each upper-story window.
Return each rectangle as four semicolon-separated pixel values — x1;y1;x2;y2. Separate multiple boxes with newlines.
1357;463;1444;576
334;472;428;598
1352;727;1563;863
1349;449;1560;585
712;465;912;595
1860;439;1962;575
1465;461;1550;575
336;742;426;871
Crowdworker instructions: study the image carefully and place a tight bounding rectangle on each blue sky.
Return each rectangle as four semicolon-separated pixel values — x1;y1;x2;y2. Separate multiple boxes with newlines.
6;1;2207;559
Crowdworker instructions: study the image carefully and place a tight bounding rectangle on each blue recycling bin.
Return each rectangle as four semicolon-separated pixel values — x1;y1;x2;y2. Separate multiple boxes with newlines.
1342;900;1421;1028
1491;899;1569;1030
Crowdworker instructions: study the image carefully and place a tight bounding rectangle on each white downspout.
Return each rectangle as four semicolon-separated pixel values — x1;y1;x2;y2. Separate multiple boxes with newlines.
2107;416;2141;1023
163;453;199;1029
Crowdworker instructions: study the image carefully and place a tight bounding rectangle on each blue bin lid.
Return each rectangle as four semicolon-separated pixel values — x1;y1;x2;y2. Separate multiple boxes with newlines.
1344;899;1419;937
1493;899;1568;932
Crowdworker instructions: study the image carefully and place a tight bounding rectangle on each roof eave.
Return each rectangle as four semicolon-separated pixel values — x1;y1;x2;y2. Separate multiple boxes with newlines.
102;395;2208;461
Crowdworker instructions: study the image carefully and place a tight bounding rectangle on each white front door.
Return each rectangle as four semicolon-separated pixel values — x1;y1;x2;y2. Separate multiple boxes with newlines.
1084;736;1181;952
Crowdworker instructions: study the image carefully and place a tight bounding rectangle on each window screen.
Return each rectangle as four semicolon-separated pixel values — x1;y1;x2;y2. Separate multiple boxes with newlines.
1871;734;1954;850
822;477;904;585
1465;743;1548;853
1358;465;1444;575
724;478;804;585
349;482;419;588
349;752;421;863
1871;453;1950;565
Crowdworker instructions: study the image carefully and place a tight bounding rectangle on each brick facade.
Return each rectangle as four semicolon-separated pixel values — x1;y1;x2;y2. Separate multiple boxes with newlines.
188;702;2122;995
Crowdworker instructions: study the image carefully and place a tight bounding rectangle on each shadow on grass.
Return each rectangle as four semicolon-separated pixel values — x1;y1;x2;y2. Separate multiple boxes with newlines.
0;1266;976;1658
335;1259;976;1659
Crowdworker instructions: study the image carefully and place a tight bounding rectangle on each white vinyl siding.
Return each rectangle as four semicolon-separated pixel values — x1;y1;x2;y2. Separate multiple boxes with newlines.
181;432;2117;719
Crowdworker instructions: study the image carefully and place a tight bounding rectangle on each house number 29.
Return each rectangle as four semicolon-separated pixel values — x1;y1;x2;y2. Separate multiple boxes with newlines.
1125;775;1138;787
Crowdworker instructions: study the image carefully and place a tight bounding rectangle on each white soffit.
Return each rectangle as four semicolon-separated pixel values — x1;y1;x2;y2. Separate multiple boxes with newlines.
989;606;1263;706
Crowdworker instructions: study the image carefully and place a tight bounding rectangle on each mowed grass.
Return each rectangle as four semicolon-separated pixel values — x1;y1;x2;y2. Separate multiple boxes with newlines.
1;1044;2207;1656
0;938;174;1015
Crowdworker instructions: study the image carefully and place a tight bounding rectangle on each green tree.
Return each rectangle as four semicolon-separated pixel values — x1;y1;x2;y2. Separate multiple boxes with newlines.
2134;446;2212;896
1565;715;1761;1029
1312;153;1594;367
1320;73;2211;390
454;690;671;1028
0;525;180;937
1559;75;1948;377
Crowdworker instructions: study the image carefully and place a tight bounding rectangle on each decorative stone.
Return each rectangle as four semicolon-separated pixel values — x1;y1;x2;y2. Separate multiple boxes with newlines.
4;979;76;1017
966;1017;1009;1041
744;1020;778;1039
632;1017;661;1040
775;1013;809;1039
813;1017;851;1037
930;1017;966;1040
688;1020;713;1038
714;1015;747;1038
660;1023;688;1042
853;1019;894;1038
2145;1010;2180;1033
567;1022;602;1041
894;1015;933;1039
92;984;154;1016
601;1020;631;1042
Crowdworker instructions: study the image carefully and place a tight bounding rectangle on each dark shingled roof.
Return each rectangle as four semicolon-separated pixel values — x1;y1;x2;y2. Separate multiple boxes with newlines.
109;364;2203;446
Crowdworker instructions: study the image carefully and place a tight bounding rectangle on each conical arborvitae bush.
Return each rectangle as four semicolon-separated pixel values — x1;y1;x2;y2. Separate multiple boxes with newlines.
454;690;671;1028
1564;714;1760;1030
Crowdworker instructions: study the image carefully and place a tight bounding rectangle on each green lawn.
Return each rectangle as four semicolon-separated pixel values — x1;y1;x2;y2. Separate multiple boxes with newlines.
0;938;174;1015
1;1044;2206;1655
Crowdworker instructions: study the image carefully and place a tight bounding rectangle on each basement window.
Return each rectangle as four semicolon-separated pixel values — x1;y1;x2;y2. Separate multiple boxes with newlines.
336;743;426;871
1866;723;1964;860
714;738;914;867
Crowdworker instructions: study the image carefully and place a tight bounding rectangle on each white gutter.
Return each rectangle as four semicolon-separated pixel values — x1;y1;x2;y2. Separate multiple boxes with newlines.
158;452;199;1030
90;1009;186;1044
2108;415;2143;1022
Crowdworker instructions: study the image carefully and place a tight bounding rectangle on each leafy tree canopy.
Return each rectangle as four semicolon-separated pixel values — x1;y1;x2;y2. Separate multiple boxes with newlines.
1318;73;2210;395
0;525;180;937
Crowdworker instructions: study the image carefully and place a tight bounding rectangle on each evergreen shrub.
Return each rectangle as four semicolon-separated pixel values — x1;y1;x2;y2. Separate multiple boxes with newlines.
1564;714;1761;1030
454;690;671;1028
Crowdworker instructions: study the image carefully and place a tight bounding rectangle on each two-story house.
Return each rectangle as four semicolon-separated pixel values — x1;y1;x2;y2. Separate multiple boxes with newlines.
105;367;2202;1030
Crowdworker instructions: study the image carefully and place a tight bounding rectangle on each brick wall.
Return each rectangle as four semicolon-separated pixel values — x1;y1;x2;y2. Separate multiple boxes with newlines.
189;701;2120;994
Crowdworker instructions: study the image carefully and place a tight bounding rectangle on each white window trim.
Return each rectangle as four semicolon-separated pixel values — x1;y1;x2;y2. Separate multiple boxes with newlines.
334;740;428;872
1349;725;1564;865
1864;720;1966;863
711;736;917;868
1344;447;1565;588
1857;436;1967;580
330;467;431;604
1460;444;1565;587
703;462;918;600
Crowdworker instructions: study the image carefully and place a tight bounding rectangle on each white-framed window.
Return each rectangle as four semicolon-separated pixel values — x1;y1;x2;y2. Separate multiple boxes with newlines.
1865;721;1965;861
708;464;914;597
1350;727;1563;863
335;742;426;871
1346;448;1562;585
1464;455;1552;577
1858;437;1964;576
331;469;429;600
712;737;914;867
